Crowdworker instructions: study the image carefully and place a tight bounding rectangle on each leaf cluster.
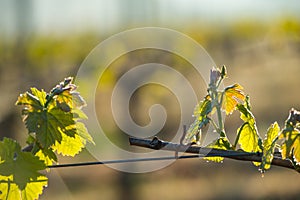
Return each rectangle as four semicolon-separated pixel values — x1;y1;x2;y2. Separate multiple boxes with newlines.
185;66;300;173
0;77;94;199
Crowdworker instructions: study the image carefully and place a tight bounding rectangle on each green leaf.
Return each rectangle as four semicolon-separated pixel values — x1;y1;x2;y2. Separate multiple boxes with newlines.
205;137;232;162
55;90;86;111
260;122;280;172
25;108;76;149
184;95;212;144
236;122;260;152
15;90;43;112
13;153;46;190
35;148;57;166
0;138;46;189
0;138;47;199
222;84;245;115
0;138;19;164
236;103;262;153
292;137;300;164
51;122;94;156
76;122;95;145
279;124;300;165
21;176;48;200
16;78;94;158
30;88;47;107
52;134;84;156
72;109;88;120
47;77;85;111
0;175;48;200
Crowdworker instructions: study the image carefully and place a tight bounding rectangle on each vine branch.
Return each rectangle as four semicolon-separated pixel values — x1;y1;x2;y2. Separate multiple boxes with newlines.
129;137;299;172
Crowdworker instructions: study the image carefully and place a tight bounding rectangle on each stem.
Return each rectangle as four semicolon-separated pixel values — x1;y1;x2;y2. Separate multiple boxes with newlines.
233;122;248;150
216;77;223;89
44;94;53;108
218;91;226;131
209;117;219;131
129;137;298;172
216;103;224;136
209;84;224;137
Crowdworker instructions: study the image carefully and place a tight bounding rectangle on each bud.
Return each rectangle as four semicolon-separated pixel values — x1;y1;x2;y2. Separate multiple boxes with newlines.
209;67;221;86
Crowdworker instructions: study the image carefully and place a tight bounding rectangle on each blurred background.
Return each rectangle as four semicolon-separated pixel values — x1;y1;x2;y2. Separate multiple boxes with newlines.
1;0;300;199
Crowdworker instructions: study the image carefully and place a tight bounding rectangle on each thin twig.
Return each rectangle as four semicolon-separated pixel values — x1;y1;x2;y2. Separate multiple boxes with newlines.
129;137;298;172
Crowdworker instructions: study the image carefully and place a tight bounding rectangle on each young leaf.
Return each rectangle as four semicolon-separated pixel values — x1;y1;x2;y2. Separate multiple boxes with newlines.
52;134;84;156
25;108;76;149
51;122;94;156
46;77;76;104
184;95;212;144
279;109;300;165
75;122;95;145
205;136;231;162
35;148;57;166
55;90;86;111
0;175;48;200
16;90;44;112
0;138;47;199
236;102;262;153
260;122;280;172
16;78;94;158
222;84;245;115
30;88;47;107
279;125;300;165
292;136;300;165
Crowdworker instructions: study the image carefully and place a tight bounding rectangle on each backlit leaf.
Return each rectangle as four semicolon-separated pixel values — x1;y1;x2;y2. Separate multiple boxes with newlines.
0;175;47;200
72;109;88;120
9;77;94;199
205;137;231;162
55;90;86;111
51;122;94;156
237;123;260;152
21;176;48;200
260;122;280;172
236;103;262;153
184;95;212;144
52;134;84;156
293;137;300;164
16;90;43;112
75;122;95;145
35;148;57;166
0;138;47;199
16;78;94;157
25;108;76;149
222;83;245;115
30;88;47;107
279;124;300;165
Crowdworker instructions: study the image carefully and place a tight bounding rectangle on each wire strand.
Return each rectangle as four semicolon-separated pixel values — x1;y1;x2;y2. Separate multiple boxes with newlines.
48;152;258;169
48;155;200;168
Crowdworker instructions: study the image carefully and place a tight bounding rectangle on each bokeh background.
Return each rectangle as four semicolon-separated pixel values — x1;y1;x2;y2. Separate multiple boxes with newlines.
1;0;300;199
